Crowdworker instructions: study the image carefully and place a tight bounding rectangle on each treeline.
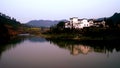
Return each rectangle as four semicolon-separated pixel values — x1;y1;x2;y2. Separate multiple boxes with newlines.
0;12;21;43
0;13;21;28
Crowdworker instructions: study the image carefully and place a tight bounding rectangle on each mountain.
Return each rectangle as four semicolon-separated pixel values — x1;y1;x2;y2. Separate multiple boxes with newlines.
26;19;67;27
106;12;120;27
110;13;120;24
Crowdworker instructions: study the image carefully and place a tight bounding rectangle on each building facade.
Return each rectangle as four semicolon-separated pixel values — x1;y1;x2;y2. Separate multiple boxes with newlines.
65;17;94;29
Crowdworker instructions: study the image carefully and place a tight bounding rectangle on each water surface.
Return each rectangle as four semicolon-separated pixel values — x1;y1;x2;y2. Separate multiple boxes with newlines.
0;36;120;68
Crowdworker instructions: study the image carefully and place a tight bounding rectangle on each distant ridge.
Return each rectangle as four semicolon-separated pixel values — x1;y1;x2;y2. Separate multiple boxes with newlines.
26;19;67;27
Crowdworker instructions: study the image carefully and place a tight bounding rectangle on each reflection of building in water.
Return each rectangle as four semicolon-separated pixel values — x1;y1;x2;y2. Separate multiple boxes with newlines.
69;45;93;55
67;45;108;56
50;39;114;56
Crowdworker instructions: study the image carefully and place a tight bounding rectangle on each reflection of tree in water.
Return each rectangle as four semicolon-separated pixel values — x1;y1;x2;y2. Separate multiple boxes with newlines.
28;36;46;42
0;36;25;59
47;38;120;55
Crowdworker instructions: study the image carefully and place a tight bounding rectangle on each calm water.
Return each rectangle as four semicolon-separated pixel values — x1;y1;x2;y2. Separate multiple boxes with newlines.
0;36;120;68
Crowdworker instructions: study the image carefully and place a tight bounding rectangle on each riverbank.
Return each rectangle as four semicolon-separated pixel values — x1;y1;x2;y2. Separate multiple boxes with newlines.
41;26;120;41
41;33;120;42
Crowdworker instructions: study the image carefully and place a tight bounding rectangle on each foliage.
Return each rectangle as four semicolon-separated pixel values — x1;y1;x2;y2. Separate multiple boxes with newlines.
56;21;65;29
0;12;20;29
0;12;21;40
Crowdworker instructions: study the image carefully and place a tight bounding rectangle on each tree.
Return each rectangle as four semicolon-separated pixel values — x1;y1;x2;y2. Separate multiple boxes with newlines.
57;21;65;29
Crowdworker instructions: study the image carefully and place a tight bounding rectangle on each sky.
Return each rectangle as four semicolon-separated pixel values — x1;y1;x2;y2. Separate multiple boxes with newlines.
0;0;120;23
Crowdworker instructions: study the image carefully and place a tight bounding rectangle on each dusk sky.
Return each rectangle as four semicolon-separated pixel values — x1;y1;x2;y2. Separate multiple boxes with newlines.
0;0;120;23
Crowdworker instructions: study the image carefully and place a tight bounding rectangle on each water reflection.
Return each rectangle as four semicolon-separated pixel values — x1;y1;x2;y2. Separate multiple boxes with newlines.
0;36;25;58
47;39;120;56
70;45;93;55
28;37;46;42
1;36;120;57
0;36;120;68
0;36;47;58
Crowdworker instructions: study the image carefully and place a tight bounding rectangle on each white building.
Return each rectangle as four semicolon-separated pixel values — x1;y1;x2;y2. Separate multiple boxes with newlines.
80;19;90;28
65;17;93;29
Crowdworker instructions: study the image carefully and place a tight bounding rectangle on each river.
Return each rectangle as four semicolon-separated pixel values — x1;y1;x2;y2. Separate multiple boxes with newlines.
0;35;120;68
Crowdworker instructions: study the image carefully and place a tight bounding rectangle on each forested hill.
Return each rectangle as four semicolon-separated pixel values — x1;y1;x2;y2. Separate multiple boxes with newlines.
0;12;21;42
26;19;67;27
106;12;120;27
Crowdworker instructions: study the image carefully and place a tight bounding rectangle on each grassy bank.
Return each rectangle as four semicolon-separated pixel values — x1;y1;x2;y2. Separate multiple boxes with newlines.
42;27;120;41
